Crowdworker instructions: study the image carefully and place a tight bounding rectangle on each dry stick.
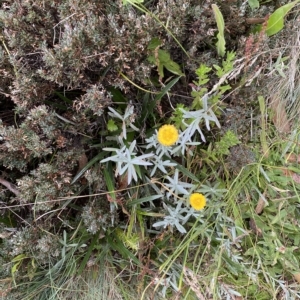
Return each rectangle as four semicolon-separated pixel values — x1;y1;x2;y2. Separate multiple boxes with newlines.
0;181;156;210
245;18;265;25
0;176;20;196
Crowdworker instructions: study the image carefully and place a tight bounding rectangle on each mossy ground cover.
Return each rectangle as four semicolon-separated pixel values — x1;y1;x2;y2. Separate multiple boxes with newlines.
0;1;300;299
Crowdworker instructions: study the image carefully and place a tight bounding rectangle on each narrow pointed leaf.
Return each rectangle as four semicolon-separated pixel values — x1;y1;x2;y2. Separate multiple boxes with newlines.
212;4;226;57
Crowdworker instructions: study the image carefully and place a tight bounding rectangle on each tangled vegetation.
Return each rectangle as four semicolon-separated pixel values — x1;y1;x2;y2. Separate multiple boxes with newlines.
1;0;300;299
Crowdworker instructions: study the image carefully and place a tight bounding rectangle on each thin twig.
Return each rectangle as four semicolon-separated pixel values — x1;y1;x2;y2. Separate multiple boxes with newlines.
0;176;20;196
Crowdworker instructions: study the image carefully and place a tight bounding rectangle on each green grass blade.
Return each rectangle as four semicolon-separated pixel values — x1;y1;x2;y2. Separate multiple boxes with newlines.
71;152;107;185
103;164;116;201
127;195;161;207
170;161;200;183
77;234;98;275
107;234;140;266
154;76;181;102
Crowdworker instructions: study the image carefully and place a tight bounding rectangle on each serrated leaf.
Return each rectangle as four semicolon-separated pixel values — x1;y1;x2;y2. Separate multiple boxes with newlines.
27;258;37;281
107;119;118;132
266;0;300;36
12;261;21;276
137;210;165;217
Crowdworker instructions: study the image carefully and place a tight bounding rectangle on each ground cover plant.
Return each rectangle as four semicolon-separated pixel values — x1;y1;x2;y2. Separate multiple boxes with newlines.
1;0;300;299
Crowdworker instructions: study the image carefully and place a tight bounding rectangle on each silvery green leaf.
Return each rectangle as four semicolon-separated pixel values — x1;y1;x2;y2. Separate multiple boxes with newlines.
150;156;176;177
153;220;168;228
173;221;187;233
197;181;227;199
100;140;153;184
107;107;123;120
102;147;120;152
130;123;139;131
124;105;134;119
164;169;194;199
107;105;138;140
171;140;200;156
152;201;189;233
179;102;221;144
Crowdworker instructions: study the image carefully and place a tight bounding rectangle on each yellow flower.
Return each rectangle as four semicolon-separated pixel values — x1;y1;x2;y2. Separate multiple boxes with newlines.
157;124;179;146
189;193;206;211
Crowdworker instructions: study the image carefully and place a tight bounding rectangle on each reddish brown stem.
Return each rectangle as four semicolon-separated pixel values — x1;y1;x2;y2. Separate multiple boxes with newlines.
246;18;265;25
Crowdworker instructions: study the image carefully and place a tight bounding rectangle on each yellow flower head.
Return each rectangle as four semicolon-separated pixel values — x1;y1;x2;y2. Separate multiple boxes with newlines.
189;193;206;211
157;124;179;146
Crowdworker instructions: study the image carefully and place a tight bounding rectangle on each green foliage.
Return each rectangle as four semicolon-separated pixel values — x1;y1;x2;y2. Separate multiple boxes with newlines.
170;104;187;128
107;119;118;132
115;228;139;251
0;0;299;299
248;0;260;9
212;4;226;57
194;64;212;85
244;198;300;274
213;130;240;156
147;37;163;50
266;0;300;36
191;53;235;111
147;38;184;79
190;65;211;110
11;254;29;286
214;51;236;78
123;0;144;5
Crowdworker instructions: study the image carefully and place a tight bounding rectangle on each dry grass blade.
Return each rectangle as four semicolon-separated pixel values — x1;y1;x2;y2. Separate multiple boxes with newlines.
183;267;206;300
269;95;291;133
267;16;300;132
